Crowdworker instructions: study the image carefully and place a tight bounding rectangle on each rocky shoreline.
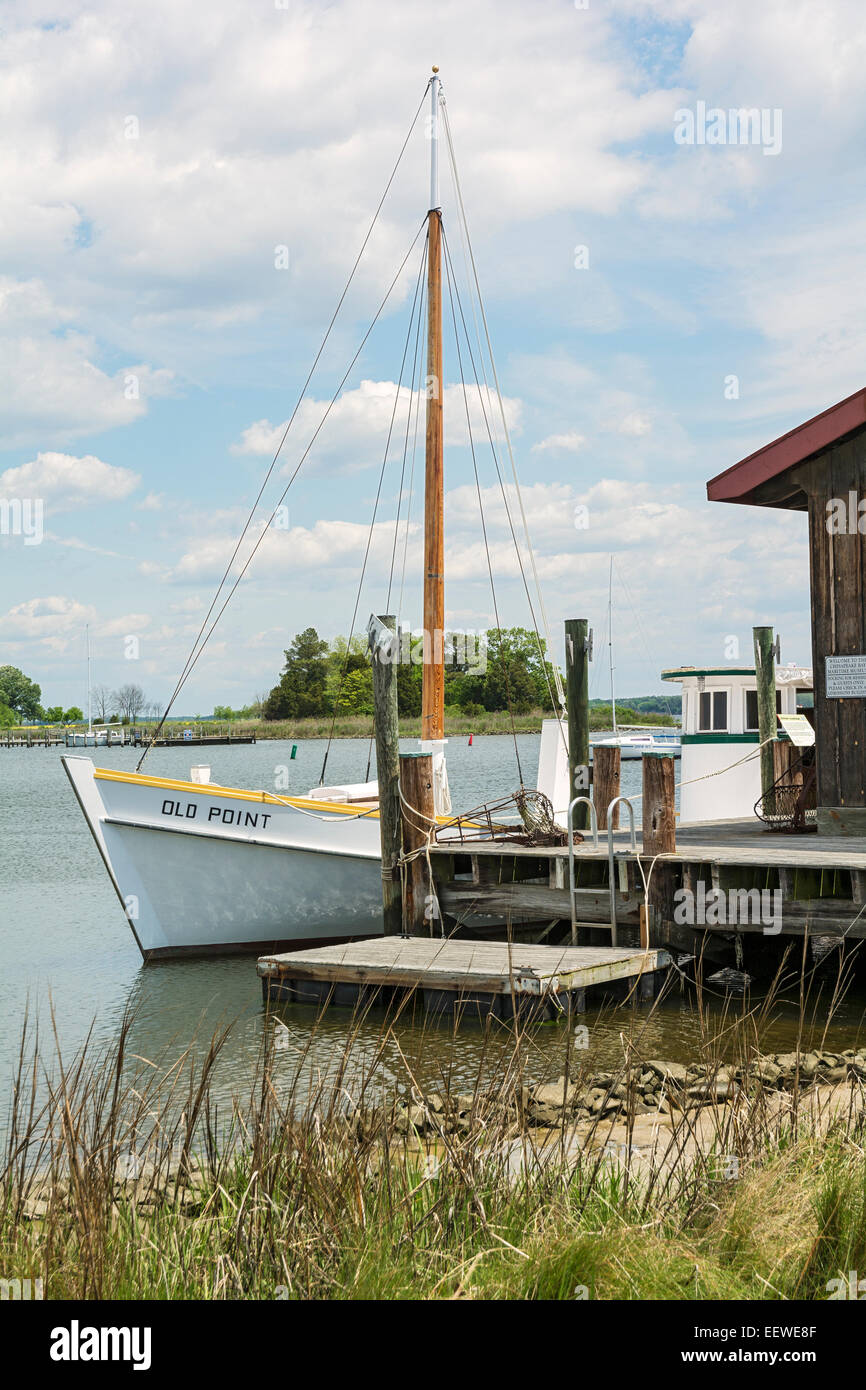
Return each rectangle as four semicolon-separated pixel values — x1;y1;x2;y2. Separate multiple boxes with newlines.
388;1047;866;1136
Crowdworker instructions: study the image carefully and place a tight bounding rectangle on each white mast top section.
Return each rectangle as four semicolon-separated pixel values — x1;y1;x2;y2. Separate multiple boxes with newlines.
429;68;440;211
86;623;92;733
608;556;617;737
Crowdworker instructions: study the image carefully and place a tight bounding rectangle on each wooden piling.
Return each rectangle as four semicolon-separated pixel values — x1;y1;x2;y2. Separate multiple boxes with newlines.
399;752;436;935
565;618;590;830
369;614;402;936
753;625;778;816
593;743;621;830
642;752;676;856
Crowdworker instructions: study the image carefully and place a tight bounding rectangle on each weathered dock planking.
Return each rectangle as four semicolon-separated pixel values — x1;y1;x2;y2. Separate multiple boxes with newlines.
429;816;866;960
258;936;672;1019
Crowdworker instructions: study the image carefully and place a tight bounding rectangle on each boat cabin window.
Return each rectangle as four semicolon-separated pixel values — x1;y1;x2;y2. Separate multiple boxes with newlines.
699;689;728;731
745;689;783;732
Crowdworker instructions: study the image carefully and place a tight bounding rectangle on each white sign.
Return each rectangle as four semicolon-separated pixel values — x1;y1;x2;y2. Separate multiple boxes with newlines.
183;728;193;741
826;655;866;698
778;713;815;747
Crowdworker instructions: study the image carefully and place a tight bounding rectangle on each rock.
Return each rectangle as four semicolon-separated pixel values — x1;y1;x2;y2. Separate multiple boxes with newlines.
754;1058;782;1084
687;1082;731;1103
533;1079;577;1110
820;1067;848;1084
645;1060;689;1085
394;1104;431;1134
530;1105;564;1128
591;1095;622;1116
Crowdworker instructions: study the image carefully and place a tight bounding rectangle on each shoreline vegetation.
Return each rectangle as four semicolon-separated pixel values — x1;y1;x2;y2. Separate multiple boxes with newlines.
8;706;678;742
4;964;866;1301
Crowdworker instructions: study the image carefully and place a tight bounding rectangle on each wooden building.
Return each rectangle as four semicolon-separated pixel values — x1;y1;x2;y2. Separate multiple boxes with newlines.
708;387;866;836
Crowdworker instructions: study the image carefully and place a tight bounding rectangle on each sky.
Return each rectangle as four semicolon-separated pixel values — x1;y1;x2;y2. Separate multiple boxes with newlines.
1;0;865;715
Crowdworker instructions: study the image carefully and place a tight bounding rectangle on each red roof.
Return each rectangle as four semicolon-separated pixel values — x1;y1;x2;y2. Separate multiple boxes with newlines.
707;386;866;506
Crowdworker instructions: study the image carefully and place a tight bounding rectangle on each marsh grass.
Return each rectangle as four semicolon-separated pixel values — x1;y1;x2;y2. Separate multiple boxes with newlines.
3;956;866;1301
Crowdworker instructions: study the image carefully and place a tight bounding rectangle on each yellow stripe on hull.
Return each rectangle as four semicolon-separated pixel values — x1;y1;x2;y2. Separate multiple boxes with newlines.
91;765;475;830
92;766;379;818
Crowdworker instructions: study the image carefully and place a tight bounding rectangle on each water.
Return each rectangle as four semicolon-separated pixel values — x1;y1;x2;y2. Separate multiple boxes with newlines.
1;736;865;1132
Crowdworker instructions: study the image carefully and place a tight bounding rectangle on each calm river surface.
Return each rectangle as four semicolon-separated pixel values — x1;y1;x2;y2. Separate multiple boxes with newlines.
2;735;865;1130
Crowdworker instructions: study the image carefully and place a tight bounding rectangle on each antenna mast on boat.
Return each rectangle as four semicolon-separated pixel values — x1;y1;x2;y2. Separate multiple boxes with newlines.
422;66;445;745
608;556;616;737
86;623;92;736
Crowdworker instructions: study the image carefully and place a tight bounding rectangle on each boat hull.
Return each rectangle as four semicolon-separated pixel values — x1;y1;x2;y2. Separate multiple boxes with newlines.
62;756;385;960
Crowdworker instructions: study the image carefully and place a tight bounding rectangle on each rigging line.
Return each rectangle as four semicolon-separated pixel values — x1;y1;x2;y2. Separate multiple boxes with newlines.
319;228;429;786
442;236;524;786
440;227;564;729
137;85;431;770
135;218;430;772
441;98;566;718
439;159;564;737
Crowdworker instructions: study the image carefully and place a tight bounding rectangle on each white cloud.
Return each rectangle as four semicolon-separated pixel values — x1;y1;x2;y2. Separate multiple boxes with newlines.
231;380;522;472
615;412;653;438
0;595;150;653
531;432;586;455
0;278;174;447
0;452;141;509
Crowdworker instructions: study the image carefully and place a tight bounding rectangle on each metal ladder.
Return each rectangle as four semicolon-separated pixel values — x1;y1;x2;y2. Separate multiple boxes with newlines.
567;795;637;946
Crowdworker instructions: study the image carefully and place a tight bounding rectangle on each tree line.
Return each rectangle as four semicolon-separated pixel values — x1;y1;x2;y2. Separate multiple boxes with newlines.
0;666;161;727
261;627;560;720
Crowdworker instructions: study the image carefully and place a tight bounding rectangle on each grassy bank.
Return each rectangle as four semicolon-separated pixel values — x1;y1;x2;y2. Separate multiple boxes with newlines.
148;705;674;741
3;970;866;1301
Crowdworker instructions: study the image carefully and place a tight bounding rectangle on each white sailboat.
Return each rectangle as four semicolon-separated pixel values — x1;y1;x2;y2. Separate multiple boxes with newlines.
62;72;564;960
591;558;680;760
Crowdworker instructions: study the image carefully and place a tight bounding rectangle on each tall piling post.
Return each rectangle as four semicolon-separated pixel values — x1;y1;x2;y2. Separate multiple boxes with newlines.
399;751;437;935
593;744;621;830
565;618;590;831
642;752;676;856
753;625;778;817
369;614;402;936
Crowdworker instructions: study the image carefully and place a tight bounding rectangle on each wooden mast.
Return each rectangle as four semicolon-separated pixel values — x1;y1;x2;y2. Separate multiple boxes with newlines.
422;68;445;743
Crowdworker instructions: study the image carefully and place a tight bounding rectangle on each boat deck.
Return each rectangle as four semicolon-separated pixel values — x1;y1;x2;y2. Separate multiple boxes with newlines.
258;936;671;1018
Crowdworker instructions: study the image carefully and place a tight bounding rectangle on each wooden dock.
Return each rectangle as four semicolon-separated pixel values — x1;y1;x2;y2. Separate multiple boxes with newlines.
428;816;866;968
258;936;671;1019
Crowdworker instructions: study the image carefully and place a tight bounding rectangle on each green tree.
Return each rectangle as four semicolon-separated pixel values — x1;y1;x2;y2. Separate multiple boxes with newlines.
0;665;42;720
0;700;14;728
264;628;332;719
43;706;64;723
64;707;84;722
396;660;422;717
334;667;373;714
448;627;558;714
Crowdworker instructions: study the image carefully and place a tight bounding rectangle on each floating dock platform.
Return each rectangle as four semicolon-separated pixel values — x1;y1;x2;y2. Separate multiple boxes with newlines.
258;937;671;1019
